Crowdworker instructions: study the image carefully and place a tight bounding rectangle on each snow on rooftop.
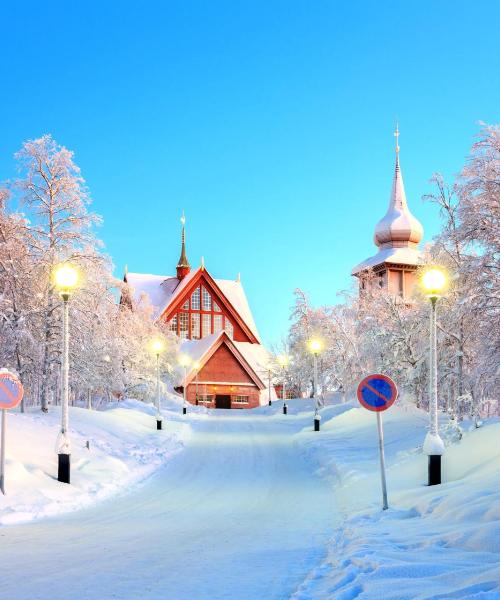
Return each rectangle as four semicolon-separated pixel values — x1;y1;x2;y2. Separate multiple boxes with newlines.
351;246;423;275
126;269;261;341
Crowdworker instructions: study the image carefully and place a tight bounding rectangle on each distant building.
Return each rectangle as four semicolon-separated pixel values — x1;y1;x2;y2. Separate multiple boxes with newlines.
124;216;276;409
352;127;424;299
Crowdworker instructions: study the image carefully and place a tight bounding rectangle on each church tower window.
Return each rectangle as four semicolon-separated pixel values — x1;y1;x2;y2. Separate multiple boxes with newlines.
214;314;223;333
179;312;189;339
224;319;234;339
191;313;201;339
191;287;200;310
202;313;211;337
213;300;221;312
169;314;178;333
202;287;212;311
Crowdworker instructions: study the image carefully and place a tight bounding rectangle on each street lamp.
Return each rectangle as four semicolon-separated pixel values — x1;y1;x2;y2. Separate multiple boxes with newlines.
308;338;323;431
277;354;290;415
421;266;448;485
179;354;191;415
267;363;273;406
151;339;165;430
53;263;79;484
193;361;200;405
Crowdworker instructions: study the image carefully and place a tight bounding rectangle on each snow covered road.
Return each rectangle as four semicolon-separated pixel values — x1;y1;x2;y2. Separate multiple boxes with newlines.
0;410;335;600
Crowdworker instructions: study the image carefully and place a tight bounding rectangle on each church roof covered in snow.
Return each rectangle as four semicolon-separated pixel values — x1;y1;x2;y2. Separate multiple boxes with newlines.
125;267;261;342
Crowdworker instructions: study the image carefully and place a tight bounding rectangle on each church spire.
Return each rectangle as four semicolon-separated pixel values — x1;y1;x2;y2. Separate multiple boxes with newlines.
176;211;191;280
373;126;423;249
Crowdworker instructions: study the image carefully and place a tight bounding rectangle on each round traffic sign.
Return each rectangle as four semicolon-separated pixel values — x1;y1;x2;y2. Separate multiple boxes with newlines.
357;374;397;412
0;371;24;410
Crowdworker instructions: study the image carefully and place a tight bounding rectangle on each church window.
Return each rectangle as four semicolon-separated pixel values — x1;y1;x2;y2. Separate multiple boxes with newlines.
378;272;384;288
214;314;223;334
179;312;189;339
182;299;189;310
202;287;212;311
191;287;200;310
198;395;213;404
202;314;212;337
191;313;201;339
397;271;404;296
213;300;221;312
169;314;178;334
233;395;249;404
224;319;234;339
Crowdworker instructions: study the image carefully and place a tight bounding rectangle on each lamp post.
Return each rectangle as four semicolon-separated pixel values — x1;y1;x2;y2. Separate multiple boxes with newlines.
151;339;165;430
421;267;447;486
267;366;272;406
53;264;79;484
277;355;289;414
193;361;200;405
308;338;323;431
179;354;191;415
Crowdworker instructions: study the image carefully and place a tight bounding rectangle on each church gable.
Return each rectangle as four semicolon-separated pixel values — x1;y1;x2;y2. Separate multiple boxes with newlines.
198;344;257;386
160;269;258;344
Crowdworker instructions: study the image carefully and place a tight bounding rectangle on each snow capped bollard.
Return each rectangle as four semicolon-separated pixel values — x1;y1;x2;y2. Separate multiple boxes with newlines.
157;414;163;430
314;413;321;432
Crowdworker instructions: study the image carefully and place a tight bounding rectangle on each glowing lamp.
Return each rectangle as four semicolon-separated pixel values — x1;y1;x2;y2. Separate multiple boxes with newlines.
308;338;323;355
54;264;78;294
178;354;191;368
151;339;165;355
421;267;447;298
277;354;289;368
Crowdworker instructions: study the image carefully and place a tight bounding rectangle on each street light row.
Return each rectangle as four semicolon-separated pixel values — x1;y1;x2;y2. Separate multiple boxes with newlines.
52;262;449;488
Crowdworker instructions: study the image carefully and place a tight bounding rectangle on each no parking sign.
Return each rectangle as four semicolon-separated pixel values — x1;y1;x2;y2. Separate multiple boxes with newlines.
0;370;24;495
357;374;398;511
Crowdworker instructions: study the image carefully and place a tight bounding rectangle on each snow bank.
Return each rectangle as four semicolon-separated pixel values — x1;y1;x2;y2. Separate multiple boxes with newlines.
292;401;500;599
0;398;191;526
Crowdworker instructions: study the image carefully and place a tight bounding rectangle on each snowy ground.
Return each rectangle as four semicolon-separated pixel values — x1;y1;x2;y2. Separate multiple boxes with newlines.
292;402;500;599
0;397;191;525
1;398;499;599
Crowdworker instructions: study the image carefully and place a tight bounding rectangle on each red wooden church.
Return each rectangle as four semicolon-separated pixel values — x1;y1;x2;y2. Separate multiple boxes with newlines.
124;216;275;409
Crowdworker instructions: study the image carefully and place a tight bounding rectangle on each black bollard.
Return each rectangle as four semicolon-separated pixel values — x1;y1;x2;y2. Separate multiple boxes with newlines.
183;406;187;415
428;455;441;486
58;453;70;484
283;404;287;415
157;419;162;430
314;417;320;432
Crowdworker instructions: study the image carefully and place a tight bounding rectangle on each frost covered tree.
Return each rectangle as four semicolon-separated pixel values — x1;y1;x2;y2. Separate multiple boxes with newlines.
12;135;100;411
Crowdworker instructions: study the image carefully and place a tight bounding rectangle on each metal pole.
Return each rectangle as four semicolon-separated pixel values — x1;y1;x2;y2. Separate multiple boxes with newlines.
426;296;443;485
313;352;320;431
156;353;162;430
183;366;187;415
282;366;287;415
268;370;272;406
58;294;71;484
376;411;388;510
0;409;6;495
195;369;199;405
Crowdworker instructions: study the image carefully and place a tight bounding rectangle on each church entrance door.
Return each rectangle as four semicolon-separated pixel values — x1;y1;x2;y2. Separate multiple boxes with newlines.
215;395;231;409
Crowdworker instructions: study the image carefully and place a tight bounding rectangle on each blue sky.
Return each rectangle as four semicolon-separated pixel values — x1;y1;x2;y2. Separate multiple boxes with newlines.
1;1;499;346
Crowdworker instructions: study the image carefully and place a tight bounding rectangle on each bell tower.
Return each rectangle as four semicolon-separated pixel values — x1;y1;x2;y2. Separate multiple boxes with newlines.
352;126;424;299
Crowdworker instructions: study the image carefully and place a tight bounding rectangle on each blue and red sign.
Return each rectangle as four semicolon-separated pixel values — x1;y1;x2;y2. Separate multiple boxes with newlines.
357;374;398;412
0;371;24;410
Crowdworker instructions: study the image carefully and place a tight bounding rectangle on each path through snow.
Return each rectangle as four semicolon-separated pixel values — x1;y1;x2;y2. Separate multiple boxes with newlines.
0;409;335;600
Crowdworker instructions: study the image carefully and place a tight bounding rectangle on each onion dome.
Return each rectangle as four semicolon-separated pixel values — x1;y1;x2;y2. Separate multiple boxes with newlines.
374;127;423;249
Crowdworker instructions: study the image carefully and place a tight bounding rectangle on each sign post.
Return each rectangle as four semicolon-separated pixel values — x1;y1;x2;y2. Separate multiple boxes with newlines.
357;373;398;511
0;370;25;495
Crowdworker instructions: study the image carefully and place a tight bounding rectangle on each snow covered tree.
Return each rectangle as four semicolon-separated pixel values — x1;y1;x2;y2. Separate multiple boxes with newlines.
12;135;101;411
